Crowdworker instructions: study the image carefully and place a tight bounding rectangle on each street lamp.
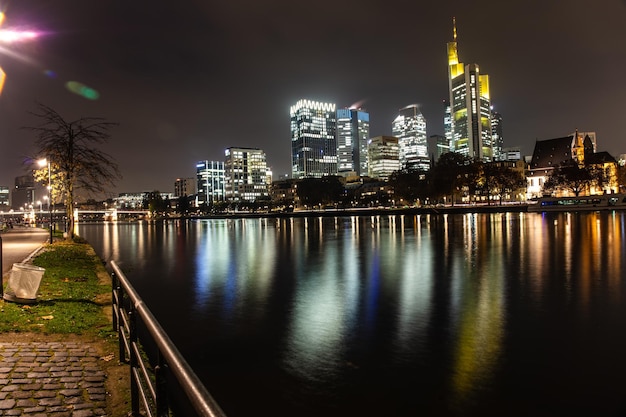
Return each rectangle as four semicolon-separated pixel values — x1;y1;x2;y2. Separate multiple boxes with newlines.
38;158;53;244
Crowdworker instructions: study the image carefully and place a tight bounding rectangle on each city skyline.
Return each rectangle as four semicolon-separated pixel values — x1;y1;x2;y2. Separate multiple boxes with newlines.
0;0;624;194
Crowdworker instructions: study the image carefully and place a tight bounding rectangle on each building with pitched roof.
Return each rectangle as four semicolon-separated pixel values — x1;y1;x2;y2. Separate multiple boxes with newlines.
527;131;618;197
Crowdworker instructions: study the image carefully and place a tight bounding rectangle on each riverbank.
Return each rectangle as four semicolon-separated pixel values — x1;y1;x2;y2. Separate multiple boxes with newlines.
0;238;130;416
187;202;530;220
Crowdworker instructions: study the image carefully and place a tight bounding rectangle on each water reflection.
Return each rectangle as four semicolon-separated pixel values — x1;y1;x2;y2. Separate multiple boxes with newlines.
450;214;506;405
76;212;626;417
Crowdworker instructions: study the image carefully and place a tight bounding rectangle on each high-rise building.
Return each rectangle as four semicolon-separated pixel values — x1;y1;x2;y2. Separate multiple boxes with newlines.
368;136;401;180
174;178;196;198
447;18;493;161
336;107;370;177
196;160;225;205
501;147;521;161
224;147;271;202
443;99;453;151
491;111;503;160
11;175;36;211
290;99;337;179
429;134;449;162
392;104;429;171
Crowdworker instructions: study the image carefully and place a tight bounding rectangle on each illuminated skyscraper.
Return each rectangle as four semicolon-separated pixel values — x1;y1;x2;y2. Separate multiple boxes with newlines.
443;99;452;151
392;104;429;171
224;148;271;202
368;136;400;180
491;111;503;160
290;99;337;178
196;160;225;205
447;18;493;161
337;107;370;177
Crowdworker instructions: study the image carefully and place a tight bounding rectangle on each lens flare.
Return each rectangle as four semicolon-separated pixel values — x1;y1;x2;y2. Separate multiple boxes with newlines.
0;68;5;94
0;11;39;95
66;81;100;100
0;30;38;43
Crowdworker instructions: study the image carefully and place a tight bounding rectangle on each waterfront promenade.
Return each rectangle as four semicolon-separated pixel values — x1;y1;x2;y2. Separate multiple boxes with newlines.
0;226;49;275
0;226;128;416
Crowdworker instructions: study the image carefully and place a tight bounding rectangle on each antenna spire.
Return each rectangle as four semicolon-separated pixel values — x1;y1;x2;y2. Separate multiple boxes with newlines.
453;17;457;41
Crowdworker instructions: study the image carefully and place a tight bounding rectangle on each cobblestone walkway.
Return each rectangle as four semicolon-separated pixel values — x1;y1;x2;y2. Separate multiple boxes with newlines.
0;342;107;416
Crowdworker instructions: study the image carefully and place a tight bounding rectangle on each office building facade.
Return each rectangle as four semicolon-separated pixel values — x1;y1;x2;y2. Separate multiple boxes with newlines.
337;107;370;177
443;99;453;152
392;104;429;171
0;186;9;209
491;111;503;160
196;160;225;205
174;178;196;198
447;19;493;161
11;175;37;211
224;147;271;202
290;99;337;179
429;134;450;163
368;136;401;180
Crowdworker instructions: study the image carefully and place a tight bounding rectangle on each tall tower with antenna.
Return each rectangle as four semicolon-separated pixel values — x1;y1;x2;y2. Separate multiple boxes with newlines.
446;18;493;161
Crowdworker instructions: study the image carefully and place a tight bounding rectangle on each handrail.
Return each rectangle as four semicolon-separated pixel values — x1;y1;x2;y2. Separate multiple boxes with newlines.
110;260;227;417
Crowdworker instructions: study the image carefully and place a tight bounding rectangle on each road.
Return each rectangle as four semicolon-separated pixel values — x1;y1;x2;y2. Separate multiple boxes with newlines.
1;226;49;277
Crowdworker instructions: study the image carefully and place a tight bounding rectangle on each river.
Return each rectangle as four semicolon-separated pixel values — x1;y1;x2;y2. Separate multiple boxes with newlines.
76;211;626;417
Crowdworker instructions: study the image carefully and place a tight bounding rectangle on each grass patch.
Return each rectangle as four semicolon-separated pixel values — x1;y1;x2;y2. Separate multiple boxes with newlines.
0;241;114;337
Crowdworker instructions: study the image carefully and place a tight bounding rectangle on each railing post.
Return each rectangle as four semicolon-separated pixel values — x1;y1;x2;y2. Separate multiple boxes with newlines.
114;272;126;364
129;308;140;417
111;271;118;331
109;260;227;417
155;352;169;417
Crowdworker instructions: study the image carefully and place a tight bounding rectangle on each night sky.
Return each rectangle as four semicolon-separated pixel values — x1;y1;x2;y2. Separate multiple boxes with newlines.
0;0;624;196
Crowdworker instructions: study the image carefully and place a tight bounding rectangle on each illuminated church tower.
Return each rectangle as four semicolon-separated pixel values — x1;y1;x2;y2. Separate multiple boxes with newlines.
447;18;493;161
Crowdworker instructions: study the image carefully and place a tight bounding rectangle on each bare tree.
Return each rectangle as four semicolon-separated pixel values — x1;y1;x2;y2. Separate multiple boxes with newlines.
25;103;121;240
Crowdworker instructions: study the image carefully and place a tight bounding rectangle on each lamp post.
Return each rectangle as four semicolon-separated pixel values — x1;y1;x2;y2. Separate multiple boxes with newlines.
38;158;53;244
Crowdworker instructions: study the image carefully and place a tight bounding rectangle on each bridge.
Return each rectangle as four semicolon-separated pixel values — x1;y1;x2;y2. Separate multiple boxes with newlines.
0;208;151;222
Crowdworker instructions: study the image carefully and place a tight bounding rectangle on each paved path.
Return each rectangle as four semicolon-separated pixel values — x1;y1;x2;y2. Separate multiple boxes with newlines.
0;342;107;416
1;227;122;416
1;226;50;276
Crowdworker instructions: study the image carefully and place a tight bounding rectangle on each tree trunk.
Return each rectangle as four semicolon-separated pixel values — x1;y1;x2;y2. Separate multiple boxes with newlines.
65;183;74;240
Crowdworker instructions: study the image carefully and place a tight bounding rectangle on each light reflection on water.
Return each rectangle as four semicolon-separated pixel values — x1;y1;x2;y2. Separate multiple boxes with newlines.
77;212;626;417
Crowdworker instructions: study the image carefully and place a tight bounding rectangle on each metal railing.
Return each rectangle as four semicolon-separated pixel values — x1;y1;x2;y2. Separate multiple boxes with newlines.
110;260;227;417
